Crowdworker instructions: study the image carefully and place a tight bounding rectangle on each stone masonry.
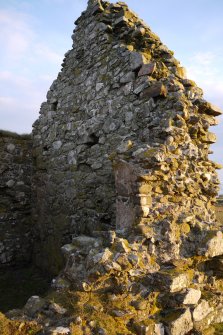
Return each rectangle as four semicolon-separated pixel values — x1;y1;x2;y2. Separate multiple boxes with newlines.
32;0;222;276
0;130;32;266
2;0;223;334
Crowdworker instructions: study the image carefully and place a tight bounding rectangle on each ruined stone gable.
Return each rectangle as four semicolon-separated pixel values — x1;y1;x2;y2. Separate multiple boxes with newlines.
31;0;222;274
1;1;223;334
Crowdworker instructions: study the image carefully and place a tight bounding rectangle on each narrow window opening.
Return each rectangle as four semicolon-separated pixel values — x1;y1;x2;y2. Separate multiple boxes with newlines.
51;101;58;111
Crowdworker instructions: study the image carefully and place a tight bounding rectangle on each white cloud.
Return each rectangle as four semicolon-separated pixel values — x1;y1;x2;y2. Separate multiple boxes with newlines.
0;8;62;67
191;51;215;66
39;74;55;81
0;93;41;133
0;71;33;90
0;96;15;107
184;51;223;190
0;72;51;133
35;43;62;64
0;9;34;59
0;8;62;133
186;51;223;109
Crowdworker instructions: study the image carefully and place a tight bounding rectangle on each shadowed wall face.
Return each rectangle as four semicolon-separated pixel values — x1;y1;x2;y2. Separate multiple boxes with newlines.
0;131;32;266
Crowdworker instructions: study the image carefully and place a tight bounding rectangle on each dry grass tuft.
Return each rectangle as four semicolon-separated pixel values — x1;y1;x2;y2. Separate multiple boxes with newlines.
0;312;41;335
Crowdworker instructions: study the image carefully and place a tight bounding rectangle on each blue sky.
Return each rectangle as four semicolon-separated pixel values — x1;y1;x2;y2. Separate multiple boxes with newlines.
0;0;222;192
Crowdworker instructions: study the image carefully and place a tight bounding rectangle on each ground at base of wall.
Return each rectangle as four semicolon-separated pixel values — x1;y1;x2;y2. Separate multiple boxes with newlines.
0;265;51;313
216;204;223;226
3;289;223;335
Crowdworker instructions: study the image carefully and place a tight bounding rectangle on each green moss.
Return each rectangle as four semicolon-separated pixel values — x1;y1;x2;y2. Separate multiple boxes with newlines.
201;290;215;302
214;323;223;335
216;206;223;224
160;308;183;323
73;68;81;76
63;290;162;335
143;148;157;158
0;312;41;335
180;223;191;235
70;324;83;335
68;292;135;335
99;74;110;82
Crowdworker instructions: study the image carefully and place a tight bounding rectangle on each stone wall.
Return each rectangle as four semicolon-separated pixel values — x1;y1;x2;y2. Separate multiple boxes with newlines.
0;130;32;266
32;0;222;274
2;2;223;334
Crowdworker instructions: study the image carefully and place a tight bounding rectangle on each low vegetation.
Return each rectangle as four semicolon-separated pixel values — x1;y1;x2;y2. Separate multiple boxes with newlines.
216;195;223;224
0;313;41;335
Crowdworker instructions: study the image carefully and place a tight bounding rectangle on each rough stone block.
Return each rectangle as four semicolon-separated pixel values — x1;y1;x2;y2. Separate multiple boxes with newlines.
166;309;193;335
138;62;156;76
140;82;167;99
192;300;213;322
114;160;137;197
120;71;135;83
199;231;223;258
151;271;191;293
50;327;70;335
196;100;222;116
176;288;201;305
116;196;136;230
24;296;47;317
201;132;217;143
130;52;147;71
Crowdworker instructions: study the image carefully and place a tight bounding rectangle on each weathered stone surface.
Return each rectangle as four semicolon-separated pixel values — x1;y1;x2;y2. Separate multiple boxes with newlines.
199;231;223;258
140;82;167;98
193;300;213;322
196;100;222;116
130;52;147;70
120;71;135;83
151;271;191;293
50;327;70;335
169;274;191;293
49;302;67;315
166;309;193;335
138;62;156;77
180;288;201;305
24;296;47;317
201;132;217;143
154;323;165;335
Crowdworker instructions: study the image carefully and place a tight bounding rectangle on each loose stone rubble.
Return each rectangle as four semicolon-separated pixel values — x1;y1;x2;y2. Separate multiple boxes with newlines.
1;0;223;334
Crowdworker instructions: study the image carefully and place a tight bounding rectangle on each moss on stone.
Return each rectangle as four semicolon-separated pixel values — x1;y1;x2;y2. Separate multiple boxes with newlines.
214;323;223;334
180;223;191;235
0;312;41;335
160;308;184;323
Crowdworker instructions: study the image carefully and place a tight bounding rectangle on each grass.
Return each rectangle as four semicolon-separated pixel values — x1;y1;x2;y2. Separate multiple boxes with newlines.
214;323;223;335
45;290;160;335
216;205;223;224
0;129;31;139
0;312;41;335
